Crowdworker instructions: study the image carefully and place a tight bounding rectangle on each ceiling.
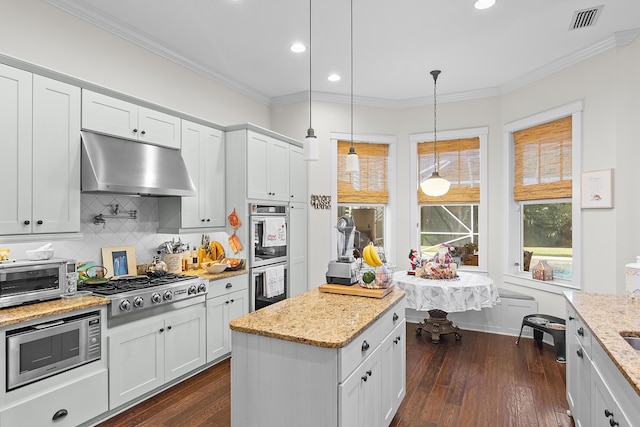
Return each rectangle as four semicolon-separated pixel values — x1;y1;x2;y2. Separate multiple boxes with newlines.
45;0;640;107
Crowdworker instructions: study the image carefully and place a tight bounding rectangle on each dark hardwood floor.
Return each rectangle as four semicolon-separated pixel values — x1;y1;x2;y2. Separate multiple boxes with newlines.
98;323;574;427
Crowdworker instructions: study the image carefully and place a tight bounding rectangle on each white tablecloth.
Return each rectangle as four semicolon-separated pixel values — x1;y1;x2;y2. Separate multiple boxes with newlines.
392;271;500;313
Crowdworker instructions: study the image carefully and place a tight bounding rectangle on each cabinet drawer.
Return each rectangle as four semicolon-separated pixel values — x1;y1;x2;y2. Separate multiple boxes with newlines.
339;298;405;382
207;274;248;299
1;369;108;427
573;314;592;357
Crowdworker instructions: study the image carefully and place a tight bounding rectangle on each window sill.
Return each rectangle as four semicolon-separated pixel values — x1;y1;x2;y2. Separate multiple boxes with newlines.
502;273;579;295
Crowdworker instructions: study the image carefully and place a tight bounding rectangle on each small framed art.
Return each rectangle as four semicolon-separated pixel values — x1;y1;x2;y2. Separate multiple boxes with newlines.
581;169;614;209
102;245;137;278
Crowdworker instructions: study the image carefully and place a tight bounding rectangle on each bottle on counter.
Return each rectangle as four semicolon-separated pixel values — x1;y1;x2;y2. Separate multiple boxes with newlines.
183;248;191;271
191;248;198;270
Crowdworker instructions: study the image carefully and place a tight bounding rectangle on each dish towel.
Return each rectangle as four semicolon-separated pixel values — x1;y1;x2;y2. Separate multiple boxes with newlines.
265;265;285;298
263;218;287;247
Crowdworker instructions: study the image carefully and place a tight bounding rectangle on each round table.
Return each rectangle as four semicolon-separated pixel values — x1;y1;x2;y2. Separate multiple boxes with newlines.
392;271;500;343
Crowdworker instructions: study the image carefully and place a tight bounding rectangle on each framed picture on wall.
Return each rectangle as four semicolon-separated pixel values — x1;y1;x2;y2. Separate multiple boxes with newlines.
581;169;614;209
102;246;137;278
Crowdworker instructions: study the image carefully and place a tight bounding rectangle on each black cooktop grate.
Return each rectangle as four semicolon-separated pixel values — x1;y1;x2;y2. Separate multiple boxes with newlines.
85;273;195;296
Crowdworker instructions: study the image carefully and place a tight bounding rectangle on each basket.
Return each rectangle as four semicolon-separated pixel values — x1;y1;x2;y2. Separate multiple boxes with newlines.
359;265;395;289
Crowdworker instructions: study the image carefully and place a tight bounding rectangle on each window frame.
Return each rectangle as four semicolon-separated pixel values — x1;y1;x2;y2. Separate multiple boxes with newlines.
503;101;583;294
410;127;488;272
331;132;397;266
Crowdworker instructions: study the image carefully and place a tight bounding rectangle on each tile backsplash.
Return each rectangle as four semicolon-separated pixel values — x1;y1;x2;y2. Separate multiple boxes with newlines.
1;194;238;267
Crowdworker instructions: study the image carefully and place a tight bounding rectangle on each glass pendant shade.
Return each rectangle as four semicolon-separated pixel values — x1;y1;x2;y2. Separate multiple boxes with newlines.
345;146;360;173
303;128;319;161
420;171;451;196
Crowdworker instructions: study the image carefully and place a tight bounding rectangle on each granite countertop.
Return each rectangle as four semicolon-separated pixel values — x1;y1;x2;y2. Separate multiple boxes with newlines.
0;296;110;328
181;267;247;281
230;287;405;348
565;291;640;396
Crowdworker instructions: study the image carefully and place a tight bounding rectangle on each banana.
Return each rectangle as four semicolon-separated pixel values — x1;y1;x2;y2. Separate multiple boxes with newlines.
368;243;383;267
213;241;225;260
362;244;372;266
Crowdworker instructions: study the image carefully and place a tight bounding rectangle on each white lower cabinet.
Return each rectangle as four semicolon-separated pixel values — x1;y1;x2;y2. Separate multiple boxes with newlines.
566;301;640;427
380;320;407;424
339;347;382;427
0;369;108;427
206;274;248;362
108;304;206;409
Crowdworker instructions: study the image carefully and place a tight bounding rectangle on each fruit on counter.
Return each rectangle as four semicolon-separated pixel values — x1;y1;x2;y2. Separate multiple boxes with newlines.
362;270;376;284
0;248;10;261
209;241;225;260
374;265;392;288
363;243;383;267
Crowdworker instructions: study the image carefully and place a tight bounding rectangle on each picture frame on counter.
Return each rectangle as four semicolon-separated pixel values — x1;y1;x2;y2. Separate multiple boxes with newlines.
581;168;614;209
102;245;137;278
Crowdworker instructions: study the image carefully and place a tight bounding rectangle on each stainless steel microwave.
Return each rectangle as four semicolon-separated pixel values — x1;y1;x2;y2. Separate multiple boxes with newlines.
6;310;101;390
0;258;77;308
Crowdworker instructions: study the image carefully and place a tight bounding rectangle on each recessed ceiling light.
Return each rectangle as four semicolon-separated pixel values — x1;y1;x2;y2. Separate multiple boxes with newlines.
290;43;306;53
474;0;495;10
328;74;341;82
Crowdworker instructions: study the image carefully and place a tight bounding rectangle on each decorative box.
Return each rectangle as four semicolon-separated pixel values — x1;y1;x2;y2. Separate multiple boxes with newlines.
532;260;553;281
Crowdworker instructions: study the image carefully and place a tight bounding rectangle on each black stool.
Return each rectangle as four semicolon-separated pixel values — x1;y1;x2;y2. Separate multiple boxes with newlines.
515;314;566;363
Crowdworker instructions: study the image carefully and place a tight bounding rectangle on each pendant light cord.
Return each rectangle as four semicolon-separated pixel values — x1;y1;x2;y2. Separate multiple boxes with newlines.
350;0;354;148
431;70;440;173
308;0;312;130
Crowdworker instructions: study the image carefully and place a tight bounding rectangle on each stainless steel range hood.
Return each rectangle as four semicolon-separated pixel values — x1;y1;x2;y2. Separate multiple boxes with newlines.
81;131;196;197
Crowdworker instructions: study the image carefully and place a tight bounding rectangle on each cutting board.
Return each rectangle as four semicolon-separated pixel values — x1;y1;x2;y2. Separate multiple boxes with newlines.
319;283;394;298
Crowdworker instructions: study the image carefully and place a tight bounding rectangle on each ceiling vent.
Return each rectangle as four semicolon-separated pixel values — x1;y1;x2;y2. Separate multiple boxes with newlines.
569;5;604;30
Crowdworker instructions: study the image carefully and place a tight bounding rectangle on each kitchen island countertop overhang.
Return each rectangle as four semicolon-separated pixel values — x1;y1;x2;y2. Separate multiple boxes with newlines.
230;286;405;348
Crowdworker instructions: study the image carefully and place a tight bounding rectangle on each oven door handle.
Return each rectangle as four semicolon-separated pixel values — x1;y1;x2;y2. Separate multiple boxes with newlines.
33;319;65;330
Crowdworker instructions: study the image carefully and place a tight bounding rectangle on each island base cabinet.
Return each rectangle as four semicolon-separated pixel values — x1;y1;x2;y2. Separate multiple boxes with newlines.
339;348;382;427
0;369;108;427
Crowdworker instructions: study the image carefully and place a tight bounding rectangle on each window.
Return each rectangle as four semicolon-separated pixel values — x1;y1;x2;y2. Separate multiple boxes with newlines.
337;141;389;254
411;128;488;270
504;102;582;292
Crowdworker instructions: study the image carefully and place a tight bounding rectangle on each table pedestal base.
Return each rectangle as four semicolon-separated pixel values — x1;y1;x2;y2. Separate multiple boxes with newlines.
416;309;462;343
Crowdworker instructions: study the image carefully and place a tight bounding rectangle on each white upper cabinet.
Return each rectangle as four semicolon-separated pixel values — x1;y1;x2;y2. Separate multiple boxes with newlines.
158;120;225;232
0;64;80;235
289;144;307;203
82;90;181;149
246;131;290;202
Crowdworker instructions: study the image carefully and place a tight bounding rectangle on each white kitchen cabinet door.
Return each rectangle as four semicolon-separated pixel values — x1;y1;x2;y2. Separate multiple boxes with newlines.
339;349;382;427
592;369;631;427
207;289;248;363
82;90;180;148
137;105;181;149
267;138;290;201
289;144;307;202
82;90;138;140
206;294;229;363
164;305;206;382
380;320;406;425
159;121;225;231
289;202;308;297
246;131;270;200
32;75;81;234
108;318;165;409
246;131;290;202
0;64;32;235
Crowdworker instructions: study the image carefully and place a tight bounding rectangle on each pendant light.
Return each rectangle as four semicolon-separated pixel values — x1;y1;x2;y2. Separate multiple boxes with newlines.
303;0;319;161
344;0;360;173
420;69;451;197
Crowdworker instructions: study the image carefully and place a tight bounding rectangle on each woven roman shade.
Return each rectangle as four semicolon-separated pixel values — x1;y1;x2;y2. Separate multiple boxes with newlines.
338;141;388;203
513;116;572;201
417;137;480;204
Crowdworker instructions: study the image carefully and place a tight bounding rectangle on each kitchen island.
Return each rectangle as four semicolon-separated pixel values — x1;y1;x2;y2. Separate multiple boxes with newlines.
230;286;406;427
